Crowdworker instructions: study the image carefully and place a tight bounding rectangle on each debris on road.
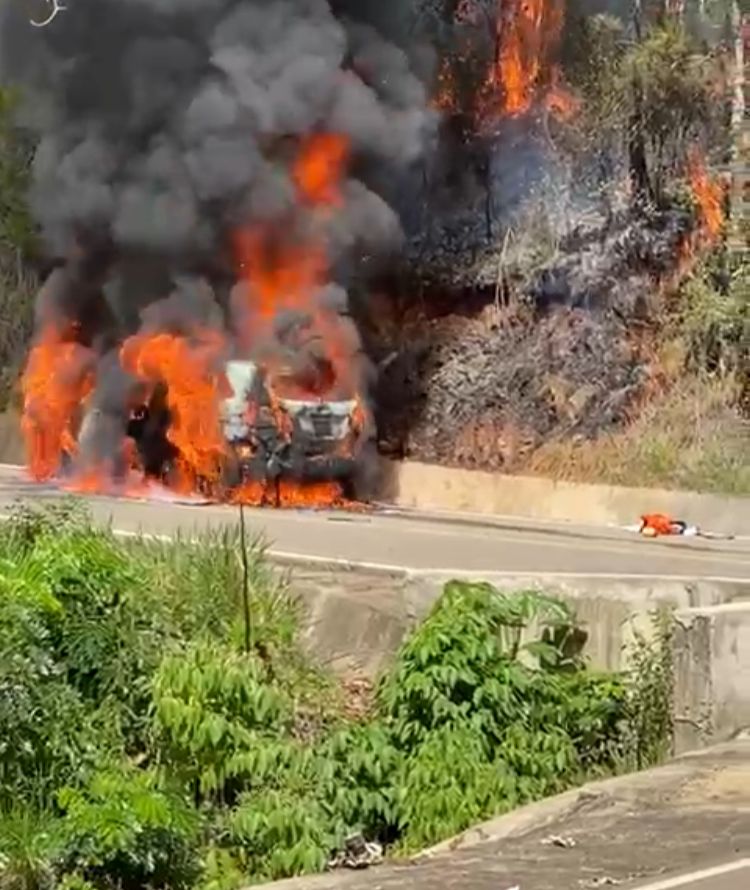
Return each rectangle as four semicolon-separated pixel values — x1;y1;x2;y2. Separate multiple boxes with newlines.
637;513;698;537
329;833;383;870
542;834;577;848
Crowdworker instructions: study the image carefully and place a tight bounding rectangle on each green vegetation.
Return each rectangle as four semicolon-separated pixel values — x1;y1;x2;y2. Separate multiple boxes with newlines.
0;86;35;411
0;499;674;889
530;255;750;494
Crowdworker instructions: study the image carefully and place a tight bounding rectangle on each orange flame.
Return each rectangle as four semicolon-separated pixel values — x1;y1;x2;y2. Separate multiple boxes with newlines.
277;480;345;508
230;479;347;509
234;133;356;395
120;329;229;490
659;148;725;296
21;328;94;480
234;228;328;324
293;133;350;208
462;0;575;122
687;149;723;242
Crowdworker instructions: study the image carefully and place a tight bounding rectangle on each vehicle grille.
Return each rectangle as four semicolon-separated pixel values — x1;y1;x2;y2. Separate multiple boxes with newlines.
311;414;334;438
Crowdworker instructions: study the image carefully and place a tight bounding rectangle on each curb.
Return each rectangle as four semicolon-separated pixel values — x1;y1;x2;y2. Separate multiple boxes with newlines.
412;740;750;860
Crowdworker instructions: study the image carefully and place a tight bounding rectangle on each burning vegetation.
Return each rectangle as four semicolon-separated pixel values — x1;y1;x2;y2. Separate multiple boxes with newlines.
1;0;745;502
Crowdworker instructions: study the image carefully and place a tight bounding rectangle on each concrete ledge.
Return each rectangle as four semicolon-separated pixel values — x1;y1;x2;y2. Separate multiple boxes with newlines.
673;602;750;752
280;561;750;677
375;458;750;537
414;738;750;860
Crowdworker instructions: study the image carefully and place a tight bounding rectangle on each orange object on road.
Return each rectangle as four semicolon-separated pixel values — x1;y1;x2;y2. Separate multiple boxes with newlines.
639;513;687;537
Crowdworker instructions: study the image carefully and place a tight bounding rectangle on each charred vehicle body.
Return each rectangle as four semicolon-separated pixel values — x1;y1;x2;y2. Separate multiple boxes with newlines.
121;358;365;494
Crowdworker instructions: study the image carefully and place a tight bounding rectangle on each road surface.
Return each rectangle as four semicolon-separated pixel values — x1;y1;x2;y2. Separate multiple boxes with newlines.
0;465;748;580
632;861;750;890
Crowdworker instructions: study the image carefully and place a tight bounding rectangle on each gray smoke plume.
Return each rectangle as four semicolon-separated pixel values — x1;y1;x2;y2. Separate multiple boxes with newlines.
1;0;434;478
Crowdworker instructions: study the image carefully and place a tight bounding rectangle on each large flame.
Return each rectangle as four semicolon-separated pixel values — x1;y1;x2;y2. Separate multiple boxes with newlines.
120;330;230;492
235;133;357;397
20;130;366;511
21;326;94;481
485;0;574;118
435;0;576;122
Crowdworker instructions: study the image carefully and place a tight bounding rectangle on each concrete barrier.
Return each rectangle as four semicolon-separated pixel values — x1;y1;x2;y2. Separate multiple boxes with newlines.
673;602;750;753
375;458;750;537
278;558;750;678
280;559;750;756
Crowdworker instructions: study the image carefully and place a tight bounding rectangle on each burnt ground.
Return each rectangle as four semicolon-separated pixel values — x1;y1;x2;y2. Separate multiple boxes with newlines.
360;207;697;474
258;738;750;890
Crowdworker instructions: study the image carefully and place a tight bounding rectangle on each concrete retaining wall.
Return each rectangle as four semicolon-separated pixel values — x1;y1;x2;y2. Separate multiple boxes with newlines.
673;602;750;753
375;459;750;537
279;559;750;677
281;560;750;755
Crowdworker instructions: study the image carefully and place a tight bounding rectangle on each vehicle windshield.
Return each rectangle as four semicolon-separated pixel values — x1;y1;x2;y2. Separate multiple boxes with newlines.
269;357;339;401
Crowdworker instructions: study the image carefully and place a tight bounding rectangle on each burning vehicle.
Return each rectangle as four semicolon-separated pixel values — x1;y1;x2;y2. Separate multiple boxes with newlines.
3;0;730;505
4;0;432;507
106;357;367;496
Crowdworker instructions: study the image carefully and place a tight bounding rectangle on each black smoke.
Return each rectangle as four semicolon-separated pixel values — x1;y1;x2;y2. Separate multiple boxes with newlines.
1;0;434;478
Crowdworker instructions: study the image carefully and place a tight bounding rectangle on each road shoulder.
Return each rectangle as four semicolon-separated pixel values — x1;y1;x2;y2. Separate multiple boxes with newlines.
256;738;750;890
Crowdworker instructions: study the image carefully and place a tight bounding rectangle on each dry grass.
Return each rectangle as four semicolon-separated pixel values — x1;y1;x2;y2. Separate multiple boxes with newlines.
528;373;750;495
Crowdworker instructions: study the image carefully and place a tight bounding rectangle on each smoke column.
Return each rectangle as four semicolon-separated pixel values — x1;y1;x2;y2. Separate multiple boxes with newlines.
0;0;434;483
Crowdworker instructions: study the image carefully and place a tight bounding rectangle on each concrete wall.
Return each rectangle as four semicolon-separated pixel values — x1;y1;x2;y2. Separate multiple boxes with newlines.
278;558;750;678
673;603;750;753
285;561;750;756
2;406;746;534
375;459;750;537
0;409;23;465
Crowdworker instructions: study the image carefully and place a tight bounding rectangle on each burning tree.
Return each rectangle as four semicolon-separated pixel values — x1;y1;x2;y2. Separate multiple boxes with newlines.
370;1;740;477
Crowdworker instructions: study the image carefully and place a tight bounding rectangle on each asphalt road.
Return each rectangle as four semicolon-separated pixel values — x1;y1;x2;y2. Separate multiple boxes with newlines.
632;860;750;890
0;465;748;579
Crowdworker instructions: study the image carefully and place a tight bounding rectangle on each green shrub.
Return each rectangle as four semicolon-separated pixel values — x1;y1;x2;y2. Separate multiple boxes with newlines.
624;610;675;769
374;581;636;849
379;584;566;745
0;549;99;805
0;499;675;887
317;723;401;842
227;789;332;881
57;769;200;890
0;808;62;890
152;642;293;801
395;723;513;851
